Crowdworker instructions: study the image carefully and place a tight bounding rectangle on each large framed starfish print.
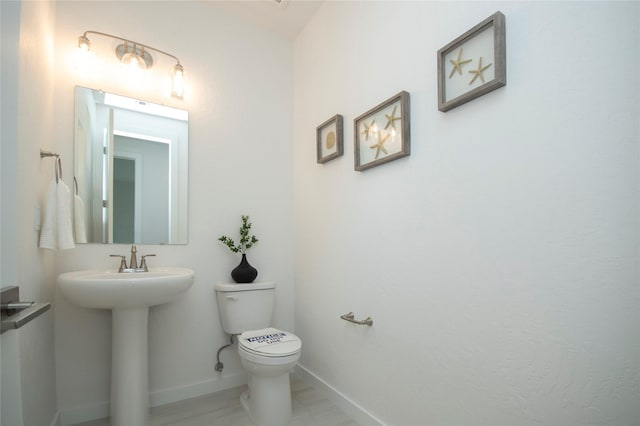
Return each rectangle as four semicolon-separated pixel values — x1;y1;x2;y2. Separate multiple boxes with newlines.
354;91;410;171
437;11;506;112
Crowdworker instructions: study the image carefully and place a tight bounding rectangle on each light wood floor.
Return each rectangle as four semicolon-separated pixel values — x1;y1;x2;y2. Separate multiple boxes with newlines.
73;377;361;426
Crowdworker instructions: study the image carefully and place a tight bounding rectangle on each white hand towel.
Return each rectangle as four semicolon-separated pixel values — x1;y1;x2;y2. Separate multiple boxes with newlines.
56;179;75;250
39;179;58;250
74;194;87;243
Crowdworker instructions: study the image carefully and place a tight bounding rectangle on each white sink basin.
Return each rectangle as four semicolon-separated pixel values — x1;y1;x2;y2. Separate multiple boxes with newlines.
58;267;194;309
57;266;195;426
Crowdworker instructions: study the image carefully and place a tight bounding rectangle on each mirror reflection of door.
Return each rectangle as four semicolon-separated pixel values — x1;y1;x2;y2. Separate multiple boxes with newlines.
113;135;170;244
113;156;136;243
74;86;189;244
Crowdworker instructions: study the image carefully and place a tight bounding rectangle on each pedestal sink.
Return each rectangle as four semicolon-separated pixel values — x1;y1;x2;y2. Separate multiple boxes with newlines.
57;267;194;426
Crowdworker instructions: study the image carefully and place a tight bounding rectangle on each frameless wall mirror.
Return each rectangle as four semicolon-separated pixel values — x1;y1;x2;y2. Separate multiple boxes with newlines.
74;86;188;244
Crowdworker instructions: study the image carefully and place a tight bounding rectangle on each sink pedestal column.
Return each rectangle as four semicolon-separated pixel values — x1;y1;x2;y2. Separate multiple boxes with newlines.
111;307;149;426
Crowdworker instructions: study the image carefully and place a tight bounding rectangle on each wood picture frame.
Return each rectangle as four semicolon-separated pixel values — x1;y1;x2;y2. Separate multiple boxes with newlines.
316;114;344;163
354;91;410;171
437;11;506;112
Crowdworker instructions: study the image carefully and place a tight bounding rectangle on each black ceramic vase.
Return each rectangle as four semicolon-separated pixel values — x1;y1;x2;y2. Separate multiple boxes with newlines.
231;253;258;283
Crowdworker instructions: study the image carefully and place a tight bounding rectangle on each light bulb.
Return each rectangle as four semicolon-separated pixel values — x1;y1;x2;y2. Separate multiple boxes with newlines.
77;35;90;52
74;35;94;72
171;64;185;98
121;53;146;71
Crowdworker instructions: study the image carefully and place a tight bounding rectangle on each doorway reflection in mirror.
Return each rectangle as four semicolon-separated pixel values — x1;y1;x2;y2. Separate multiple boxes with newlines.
74;86;188;244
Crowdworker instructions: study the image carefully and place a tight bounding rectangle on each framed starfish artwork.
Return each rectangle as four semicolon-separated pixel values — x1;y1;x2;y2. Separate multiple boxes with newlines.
354;91;410;171
437;11;506;112
316;114;343;163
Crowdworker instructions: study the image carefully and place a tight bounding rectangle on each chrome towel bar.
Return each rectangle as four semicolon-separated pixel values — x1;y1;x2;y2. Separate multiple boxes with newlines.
340;312;373;327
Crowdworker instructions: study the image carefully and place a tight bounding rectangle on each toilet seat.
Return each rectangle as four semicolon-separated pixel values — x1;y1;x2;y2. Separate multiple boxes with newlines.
238;327;301;358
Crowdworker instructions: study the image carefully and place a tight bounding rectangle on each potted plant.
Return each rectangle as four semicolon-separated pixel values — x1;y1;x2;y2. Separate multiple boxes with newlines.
218;215;259;283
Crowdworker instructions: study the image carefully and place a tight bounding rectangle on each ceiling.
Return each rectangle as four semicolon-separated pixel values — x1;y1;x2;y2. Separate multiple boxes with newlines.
214;0;323;39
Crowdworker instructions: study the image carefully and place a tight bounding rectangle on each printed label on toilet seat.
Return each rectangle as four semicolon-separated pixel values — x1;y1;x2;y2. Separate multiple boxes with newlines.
247;332;287;345
242;330;298;351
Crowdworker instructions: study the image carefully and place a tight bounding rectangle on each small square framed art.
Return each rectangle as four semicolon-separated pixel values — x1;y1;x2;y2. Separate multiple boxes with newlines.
316;114;344;164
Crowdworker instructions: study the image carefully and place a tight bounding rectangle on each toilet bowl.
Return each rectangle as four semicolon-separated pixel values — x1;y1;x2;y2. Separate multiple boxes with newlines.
237;327;301;426
214;282;302;426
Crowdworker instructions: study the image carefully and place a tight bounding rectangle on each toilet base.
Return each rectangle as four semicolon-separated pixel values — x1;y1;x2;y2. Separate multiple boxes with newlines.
240;373;293;426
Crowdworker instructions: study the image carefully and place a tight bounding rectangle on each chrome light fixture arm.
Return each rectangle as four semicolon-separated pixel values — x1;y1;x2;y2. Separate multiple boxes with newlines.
79;30;182;66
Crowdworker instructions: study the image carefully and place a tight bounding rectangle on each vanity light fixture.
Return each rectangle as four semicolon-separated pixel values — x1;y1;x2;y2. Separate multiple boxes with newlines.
77;30;185;98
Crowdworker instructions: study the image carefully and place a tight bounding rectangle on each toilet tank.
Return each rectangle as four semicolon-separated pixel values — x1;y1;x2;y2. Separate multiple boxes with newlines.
214;281;275;334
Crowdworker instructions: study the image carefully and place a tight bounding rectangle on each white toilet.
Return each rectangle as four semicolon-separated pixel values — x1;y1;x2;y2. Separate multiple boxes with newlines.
215;281;302;426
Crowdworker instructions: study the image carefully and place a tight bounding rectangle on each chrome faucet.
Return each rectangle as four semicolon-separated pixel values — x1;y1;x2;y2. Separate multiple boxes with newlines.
109;245;156;273
129;245;138;269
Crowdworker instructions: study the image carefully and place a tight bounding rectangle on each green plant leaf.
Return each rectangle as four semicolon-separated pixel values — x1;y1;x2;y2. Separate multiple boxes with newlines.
218;215;258;254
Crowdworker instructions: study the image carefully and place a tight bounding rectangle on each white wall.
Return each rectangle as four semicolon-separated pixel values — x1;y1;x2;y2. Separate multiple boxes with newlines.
1;0;59;425
19;0;60;422
293;2;639;425
52;2;294;423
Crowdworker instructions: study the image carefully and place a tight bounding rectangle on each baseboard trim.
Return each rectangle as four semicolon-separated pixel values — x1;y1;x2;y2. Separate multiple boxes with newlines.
57;373;248;426
49;411;61;426
295;364;385;426
58;401;109;426
149;372;247;407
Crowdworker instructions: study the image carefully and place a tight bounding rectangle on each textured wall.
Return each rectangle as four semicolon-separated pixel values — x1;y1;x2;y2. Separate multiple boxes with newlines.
293;2;639;425
2;0;60;425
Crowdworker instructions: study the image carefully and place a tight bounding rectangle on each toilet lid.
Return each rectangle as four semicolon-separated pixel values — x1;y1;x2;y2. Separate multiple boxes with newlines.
239;327;301;357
